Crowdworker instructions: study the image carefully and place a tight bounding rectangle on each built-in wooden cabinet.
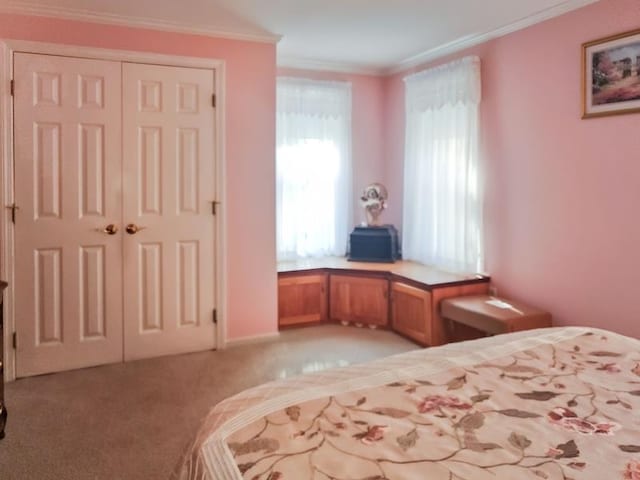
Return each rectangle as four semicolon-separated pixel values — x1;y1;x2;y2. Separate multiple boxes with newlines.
390;281;432;345
277;259;490;346
330;274;389;327
278;273;328;327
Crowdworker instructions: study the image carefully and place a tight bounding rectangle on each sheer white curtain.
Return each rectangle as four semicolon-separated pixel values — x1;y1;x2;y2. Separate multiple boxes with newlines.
402;56;483;273
276;78;352;261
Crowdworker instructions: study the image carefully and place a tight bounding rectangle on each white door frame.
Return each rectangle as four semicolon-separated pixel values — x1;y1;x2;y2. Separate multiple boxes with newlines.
0;39;228;382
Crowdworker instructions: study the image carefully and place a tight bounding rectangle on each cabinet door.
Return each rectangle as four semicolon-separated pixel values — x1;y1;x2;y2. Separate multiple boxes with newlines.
278;274;328;326
391;282;432;345
330;274;388;326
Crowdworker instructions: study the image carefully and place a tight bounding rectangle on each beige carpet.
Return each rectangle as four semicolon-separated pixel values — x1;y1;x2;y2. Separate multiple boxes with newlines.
0;325;418;480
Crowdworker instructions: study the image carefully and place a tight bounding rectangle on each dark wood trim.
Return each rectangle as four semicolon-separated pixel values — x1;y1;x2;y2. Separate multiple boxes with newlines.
327;268;389;279
279;268;490;291
387;273;489;291
278;269;328;278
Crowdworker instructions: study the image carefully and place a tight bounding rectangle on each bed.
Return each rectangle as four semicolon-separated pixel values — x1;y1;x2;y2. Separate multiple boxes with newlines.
173;327;640;480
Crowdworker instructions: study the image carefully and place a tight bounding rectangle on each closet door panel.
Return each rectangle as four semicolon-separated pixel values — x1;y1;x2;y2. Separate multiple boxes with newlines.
122;63;216;360
13;53;123;377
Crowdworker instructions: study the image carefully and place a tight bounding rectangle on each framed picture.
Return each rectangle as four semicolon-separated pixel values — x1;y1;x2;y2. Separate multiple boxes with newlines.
582;28;640;118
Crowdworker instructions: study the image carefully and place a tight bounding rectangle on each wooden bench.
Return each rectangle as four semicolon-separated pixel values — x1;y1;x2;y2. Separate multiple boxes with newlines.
440;295;552;339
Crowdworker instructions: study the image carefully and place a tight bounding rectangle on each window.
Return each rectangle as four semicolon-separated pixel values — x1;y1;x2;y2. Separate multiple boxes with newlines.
276;78;352;261
402;56;483;273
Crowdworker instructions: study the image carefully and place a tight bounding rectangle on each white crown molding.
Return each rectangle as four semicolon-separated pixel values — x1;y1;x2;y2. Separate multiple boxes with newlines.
0;0;281;44
386;0;600;75
280;0;600;76
0;0;599;74
277;55;386;76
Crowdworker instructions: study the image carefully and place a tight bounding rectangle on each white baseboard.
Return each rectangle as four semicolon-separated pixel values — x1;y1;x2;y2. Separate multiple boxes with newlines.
225;331;281;348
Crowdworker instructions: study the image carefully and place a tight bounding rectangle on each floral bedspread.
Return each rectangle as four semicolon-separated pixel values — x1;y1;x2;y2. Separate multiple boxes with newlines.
174;328;640;480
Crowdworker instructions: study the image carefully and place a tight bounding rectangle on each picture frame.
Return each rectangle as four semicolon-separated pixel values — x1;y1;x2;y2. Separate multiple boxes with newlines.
582;28;640;119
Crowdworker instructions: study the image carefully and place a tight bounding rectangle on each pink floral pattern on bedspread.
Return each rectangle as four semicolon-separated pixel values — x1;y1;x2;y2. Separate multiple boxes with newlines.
227;332;640;480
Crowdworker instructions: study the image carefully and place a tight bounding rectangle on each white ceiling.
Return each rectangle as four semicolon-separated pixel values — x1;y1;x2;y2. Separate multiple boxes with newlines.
3;0;599;74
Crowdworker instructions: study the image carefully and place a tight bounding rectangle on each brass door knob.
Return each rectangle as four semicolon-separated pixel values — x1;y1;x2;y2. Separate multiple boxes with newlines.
102;224;118;235
125;223;147;235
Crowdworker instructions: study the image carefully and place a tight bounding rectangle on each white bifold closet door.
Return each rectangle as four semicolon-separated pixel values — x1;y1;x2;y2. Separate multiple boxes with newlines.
13;53;216;377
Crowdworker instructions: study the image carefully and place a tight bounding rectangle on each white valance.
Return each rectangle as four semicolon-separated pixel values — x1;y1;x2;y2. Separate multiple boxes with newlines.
404;56;481;112
277;77;352;119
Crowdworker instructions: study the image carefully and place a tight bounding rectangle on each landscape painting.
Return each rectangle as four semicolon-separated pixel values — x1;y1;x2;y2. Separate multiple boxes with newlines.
583;29;640;118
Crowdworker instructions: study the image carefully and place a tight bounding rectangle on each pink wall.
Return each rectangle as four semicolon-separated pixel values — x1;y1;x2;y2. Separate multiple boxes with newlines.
0;13;278;342
277;67;387;227
386;0;640;338
5;0;640;343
